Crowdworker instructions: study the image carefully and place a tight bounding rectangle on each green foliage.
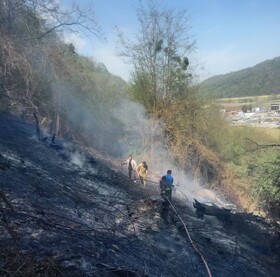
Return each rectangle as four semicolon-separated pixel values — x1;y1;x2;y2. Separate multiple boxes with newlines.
215;123;280;218
253;153;280;219
120;1;228;183
199;57;280;98
119;0;194;109
129;72;156;110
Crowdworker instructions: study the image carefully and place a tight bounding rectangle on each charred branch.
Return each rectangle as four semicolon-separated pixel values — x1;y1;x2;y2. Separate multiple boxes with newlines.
33;112;41;140
0;190;14;211
193;198;232;225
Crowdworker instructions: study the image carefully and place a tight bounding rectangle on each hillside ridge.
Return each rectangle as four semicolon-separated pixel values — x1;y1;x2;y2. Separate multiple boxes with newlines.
200;56;280;98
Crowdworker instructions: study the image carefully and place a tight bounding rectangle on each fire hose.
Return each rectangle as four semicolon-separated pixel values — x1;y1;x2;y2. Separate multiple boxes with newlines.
122;174;212;276
136;179;212;276
164;196;212;277
127;175;212;276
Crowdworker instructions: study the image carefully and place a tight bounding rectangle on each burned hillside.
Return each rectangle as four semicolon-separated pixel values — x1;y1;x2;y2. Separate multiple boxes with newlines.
0;113;280;276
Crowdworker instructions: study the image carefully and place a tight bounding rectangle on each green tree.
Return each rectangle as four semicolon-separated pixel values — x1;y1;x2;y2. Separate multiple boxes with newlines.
118;1;227;185
118;0;195;110
254;154;280;219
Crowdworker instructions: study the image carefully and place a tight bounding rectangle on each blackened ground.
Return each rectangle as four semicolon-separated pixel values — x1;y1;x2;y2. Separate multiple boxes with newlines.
0;112;279;276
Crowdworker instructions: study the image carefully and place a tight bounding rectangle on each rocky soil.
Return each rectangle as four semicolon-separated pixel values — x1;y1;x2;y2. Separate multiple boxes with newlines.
0;112;279;276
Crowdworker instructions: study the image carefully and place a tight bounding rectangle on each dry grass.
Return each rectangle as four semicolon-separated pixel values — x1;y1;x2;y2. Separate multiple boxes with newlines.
261;128;280;140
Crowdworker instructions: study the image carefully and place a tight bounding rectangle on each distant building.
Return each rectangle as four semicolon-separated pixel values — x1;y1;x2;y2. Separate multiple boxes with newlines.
270;104;280;111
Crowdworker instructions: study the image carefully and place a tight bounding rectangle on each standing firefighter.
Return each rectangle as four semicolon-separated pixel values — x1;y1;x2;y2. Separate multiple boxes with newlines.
136;161;148;188
159;170;174;206
121;155;137;180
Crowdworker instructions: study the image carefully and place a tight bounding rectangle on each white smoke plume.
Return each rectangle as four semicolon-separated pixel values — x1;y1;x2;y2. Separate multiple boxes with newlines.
112;99;232;207
70;151;85;168
23;23;226;206
46;72;228;207
112;99;204;200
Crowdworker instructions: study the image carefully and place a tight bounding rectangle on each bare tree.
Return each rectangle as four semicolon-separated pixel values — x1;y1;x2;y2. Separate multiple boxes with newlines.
0;0;102;39
118;0;195;109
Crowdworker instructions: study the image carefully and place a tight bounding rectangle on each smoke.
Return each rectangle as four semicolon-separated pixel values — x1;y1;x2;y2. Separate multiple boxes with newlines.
12;12;225;206
53;84;126;157
70;151;85;168
112;99;232;207
112;98;204;198
55;84;210;202
32;53;225;206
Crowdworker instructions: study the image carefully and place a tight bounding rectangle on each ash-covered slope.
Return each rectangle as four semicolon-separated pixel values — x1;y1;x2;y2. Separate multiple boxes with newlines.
0;113;279;276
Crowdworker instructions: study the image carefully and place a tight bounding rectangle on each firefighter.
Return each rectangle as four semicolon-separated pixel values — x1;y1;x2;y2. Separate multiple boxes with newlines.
136;161;148;187
159;170;174;206
121;155;137;180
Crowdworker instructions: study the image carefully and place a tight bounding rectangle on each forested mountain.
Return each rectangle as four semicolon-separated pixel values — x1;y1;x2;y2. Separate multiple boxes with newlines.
199;56;280;98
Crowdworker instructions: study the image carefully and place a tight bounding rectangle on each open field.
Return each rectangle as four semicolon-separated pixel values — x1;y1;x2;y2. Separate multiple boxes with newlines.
217;94;280;111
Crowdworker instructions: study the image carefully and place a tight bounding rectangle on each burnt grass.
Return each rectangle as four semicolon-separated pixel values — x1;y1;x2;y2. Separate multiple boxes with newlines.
0;112;279;277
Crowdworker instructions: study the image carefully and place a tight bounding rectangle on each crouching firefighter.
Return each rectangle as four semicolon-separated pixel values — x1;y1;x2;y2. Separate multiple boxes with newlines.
159;170;174;207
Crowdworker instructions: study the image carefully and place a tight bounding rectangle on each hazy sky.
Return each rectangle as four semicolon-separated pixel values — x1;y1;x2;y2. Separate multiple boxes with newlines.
62;0;280;82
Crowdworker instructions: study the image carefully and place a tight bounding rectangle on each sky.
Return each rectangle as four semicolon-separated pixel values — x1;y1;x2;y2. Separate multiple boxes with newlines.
61;0;280;82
